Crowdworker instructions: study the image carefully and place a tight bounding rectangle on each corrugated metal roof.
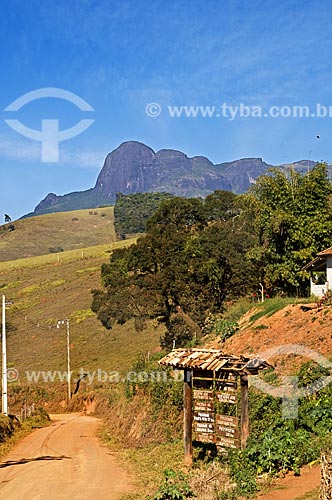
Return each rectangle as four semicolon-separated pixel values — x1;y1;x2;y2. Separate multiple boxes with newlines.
159;348;272;375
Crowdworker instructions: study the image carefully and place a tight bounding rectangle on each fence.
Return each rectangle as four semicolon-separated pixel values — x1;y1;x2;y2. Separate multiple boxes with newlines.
0;238;137;271
16;403;35;422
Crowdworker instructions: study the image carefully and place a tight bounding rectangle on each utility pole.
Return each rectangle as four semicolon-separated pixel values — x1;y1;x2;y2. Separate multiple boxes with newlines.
2;295;7;415
57;319;71;402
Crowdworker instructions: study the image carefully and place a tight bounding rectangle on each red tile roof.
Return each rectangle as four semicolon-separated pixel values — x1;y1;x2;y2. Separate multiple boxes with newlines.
318;247;332;256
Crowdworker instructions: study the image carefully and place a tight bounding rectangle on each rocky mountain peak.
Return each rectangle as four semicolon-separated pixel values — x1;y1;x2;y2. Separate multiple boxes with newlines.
32;141;316;216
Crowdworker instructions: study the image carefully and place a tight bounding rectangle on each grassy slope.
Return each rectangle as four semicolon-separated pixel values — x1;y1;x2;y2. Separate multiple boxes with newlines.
0;252;163;379
0;207;117;262
0;240;137;271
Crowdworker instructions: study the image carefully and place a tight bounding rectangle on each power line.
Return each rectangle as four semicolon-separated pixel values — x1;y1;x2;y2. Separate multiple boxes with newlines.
10;306;61;331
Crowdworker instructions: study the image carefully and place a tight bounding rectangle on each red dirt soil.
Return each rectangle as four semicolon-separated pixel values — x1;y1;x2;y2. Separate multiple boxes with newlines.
211;303;332;374
254;464;320;500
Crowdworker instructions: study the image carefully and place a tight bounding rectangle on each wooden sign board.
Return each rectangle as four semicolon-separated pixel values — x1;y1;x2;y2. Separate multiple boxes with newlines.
190;371;243;451
194;411;214;423
216;425;239;439
217;382;237;392
216;391;237;404
194;422;215;433
216;415;238;427
216;436;239;449
194;400;214;412
193;390;214;401
216;415;239;438
195;432;216;444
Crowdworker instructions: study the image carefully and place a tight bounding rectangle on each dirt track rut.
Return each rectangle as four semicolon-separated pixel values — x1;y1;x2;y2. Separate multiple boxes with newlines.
0;413;135;500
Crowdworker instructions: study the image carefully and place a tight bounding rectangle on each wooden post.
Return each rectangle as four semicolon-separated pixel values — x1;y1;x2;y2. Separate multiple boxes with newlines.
320;450;332;499
183;368;193;466
241;374;249;450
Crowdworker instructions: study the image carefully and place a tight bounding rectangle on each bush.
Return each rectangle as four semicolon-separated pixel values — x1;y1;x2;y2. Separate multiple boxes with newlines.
204;314;238;341
227;451;257;497
147;469;195;500
48;246;64;253
217;320;238;341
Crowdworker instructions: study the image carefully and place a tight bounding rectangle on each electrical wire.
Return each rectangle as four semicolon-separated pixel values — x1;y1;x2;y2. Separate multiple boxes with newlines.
9;305;61;332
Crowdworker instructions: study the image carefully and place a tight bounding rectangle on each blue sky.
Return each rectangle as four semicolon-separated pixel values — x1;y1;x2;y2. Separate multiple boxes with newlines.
1;0;332;219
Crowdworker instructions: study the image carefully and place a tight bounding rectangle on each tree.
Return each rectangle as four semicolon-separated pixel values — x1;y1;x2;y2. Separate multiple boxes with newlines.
114;192;174;237
92;194;258;348
92;165;332;349
249;163;332;294
203;190;238;221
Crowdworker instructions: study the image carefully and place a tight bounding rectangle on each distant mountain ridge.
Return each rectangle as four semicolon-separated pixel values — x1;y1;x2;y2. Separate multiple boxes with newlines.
32;141;317;216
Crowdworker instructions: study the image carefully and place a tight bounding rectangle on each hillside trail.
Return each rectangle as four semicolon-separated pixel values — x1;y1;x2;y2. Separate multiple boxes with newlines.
254;463;320;500
0;413;136;500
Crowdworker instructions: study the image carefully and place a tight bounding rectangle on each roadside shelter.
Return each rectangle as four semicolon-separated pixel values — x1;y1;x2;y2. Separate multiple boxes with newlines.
159;348;271;465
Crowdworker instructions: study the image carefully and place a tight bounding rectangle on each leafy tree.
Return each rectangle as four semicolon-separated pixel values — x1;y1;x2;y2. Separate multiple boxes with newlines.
203;189;238;221
92;194;258;348
114;192;173;237
248;163;332;294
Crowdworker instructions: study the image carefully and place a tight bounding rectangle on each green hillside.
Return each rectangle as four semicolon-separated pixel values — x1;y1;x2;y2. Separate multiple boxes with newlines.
0;240;163;386
0;207;116;262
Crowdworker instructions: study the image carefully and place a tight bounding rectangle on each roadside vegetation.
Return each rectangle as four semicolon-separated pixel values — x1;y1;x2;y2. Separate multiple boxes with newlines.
222;295;317;325
0;409;50;460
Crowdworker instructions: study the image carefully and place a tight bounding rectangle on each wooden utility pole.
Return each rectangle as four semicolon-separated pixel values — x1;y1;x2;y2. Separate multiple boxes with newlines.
66;319;71;402
240;374;249;449
57;319;71;402
2;295;8;416
183;368;193;466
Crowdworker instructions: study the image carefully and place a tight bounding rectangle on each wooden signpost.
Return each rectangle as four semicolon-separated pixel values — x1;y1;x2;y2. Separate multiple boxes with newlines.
240;374;249;450
159;348;271;466
184;368;193;466
191;369;242;452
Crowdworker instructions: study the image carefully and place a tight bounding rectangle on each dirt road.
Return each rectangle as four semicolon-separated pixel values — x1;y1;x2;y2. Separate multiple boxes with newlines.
0;413;136;500
255;464;320;500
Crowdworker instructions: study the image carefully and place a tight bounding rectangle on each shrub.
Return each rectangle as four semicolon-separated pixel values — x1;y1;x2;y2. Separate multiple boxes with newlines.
147;469;195;500
48;246;64;253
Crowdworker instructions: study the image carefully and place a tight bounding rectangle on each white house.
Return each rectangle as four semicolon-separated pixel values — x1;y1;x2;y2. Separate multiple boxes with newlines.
302;247;332;297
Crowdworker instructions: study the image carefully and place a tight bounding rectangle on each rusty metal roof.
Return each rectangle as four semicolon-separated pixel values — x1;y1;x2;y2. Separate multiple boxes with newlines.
158;348;272;375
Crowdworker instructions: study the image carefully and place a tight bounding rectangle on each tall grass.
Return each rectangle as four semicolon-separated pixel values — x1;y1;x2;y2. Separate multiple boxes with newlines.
223;295;318;324
223;297;254;322
248;296;318;323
